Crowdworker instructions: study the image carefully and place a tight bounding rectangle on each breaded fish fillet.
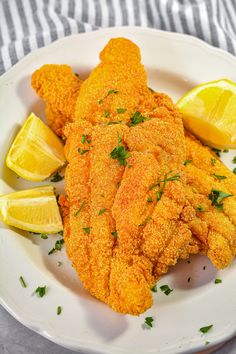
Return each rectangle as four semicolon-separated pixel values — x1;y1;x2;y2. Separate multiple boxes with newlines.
32;38;236;314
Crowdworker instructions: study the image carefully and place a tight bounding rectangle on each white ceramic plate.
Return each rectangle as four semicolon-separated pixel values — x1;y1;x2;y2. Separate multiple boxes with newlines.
0;27;236;354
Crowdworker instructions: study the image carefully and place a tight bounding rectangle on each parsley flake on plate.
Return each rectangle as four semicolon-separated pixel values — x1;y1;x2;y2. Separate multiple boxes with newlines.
151;284;157;293
211;147;221;157
19;276;27;288
208;189;233;211
50;172;64;182
40;233;48;239
160;284;173;295
48;238;65;255
35;286;47;298
232;156;236;163
214;278;222;284
199;325;213;334
57;306;62;315
144;316;154;328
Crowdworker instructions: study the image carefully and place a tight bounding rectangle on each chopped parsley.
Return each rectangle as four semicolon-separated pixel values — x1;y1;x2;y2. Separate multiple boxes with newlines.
98;89;118;105
81;134;91;144
35;286;46;297
111;231;118;237
196;205;205;212
74;201;85;217
214;278;222;284
150;172;181;201
148;87;155;93
147;197;153;203
104;110;110;118
19;276;27;288
211;173;226;180
211;158;216;166
98;208;107;215
48;238;65;255
58;230;63;237
184;159;192;166
107;121;121;125
205;341;210;346
128;111;146;126
78;148;89;155
39;233;48;239
232;156;236;163
57;306;62;315
199;325;213;334
208;189;233;211
151;285;157;293
144;316;154;328
211;147;221;157
233;168;236;174
160;284;173;295
223;149;229;153
117;108;127;114
83;227;90;235
50;172;64;182
110;133;130;166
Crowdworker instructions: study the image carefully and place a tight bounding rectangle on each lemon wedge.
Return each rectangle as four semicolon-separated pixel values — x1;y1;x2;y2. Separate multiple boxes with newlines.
0;186;63;233
177;79;236;149
6;112;66;181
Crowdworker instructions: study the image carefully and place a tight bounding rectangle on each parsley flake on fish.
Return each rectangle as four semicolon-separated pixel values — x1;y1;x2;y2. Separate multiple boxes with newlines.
98;89;118;105
150;172;181;202
151;285;157;293
211;158;216;166
50;172;64;182
211;147;221;157
208;189;233;211
19;276;27;288
35;286;46;297
98;208;107;215
160;284;173;295
199;325;213;334
147;197;153;203
197;206;205;212
211;173;226;180
184;159;192;166
83;227;90;235
81;134;91;144
111;231;118;237
144;316;154;328
117;108;127;114
78;148;89;155
74;201;85;217
128;111;146;126
104;110;110;118
110;133;130;166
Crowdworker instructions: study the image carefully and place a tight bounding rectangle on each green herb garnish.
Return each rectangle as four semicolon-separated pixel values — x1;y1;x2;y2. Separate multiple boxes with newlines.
184;159;192;166
39;233;48;239
78;148;89;155
74;201;85;217
81;134;91;144
223;149;229;153
211;173;226;180
50;172;64;182
57;306;62;315
208;189;233;211
147;197;153;203
160;284;173;295
199;325;213;334
128;111;146;126
150;172;181;201
197;205;205;212
111;231;118;237
98;208;107;215
205;341;210;345
233;168;236;174
83;227;90;235
211;158;216;166
117;108;127;114
232;156;236;163
107;121;121;125
104;110;110;118
151;285;157;293
19;276;27;288
58;230;63;237
110;133;130;166
98;89;118;105
48;238;65;255
144;316;154;328
35;286;46;297
214;278;222;284
211;148;221;157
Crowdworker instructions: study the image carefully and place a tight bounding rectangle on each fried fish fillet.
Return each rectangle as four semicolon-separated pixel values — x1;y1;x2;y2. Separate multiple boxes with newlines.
31;38;236;315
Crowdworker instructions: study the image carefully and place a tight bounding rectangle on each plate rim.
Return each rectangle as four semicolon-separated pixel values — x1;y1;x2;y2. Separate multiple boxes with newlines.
0;26;236;354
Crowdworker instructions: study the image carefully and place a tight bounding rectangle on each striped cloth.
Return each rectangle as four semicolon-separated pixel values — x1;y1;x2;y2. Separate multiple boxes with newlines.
0;0;236;75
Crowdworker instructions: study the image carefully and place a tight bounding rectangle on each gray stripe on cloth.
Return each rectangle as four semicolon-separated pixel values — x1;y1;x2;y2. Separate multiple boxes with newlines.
154;0;167;30
15;0;31;55
68;0;75;18
205;0;220;48
133;0;141;26
94;0;102;27
107;0;115;26
191;0;204;40
54;0;71;36
145;0;154;27
119;0;129;26
2;0;16;41
29;0;45;47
